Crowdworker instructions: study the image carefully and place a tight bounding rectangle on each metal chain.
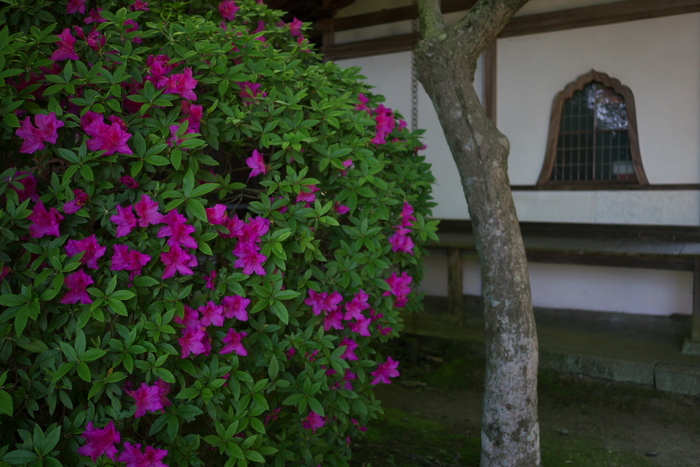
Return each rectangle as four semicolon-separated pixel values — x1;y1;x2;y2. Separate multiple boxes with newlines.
411;0;419;132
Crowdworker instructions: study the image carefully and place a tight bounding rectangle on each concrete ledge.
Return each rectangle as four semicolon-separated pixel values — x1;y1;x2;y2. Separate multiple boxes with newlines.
540;351;655;386
655;362;700;395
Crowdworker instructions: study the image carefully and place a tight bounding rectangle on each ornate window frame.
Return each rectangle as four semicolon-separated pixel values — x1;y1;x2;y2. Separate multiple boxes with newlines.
537;70;648;187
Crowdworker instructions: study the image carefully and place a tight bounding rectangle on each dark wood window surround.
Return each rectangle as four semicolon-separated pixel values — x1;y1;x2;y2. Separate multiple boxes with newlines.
537;70;648;189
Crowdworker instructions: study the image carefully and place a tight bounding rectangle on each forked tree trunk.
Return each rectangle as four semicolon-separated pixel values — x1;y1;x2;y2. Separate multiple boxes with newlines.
414;0;540;465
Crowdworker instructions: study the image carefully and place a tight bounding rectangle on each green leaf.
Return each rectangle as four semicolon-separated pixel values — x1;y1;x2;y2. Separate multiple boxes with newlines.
0;294;25;307
77;362;91;382
111;290;135;301
270;300;288;325
16;337;49;353
3;450;38;465
244;450;265;463
0;390;13;416
268;357;279;380
183;169;195;197
108;298;128;316
81;348;106;362
186;198;207;223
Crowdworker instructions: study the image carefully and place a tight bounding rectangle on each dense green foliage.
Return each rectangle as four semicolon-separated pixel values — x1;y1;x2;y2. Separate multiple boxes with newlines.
0;0;436;465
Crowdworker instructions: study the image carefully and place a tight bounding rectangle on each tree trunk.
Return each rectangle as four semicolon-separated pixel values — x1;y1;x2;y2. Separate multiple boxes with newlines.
415;0;539;465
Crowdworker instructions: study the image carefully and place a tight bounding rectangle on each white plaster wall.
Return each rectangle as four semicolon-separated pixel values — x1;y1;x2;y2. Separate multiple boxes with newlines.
419;256;693;316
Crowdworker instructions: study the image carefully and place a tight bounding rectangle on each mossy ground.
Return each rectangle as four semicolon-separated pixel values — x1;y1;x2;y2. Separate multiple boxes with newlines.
349;336;700;466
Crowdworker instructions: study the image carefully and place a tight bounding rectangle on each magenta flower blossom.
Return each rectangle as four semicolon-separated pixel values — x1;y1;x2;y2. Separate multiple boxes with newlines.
130;0;149;12
237;82;267;103
65;234;107;269
204;270;217;290
66;0;87;14
161;245;198;279
371;356;400;385
181;102;203;133
119;175;139;188
85;28;106;51
16;113;64;154
51;28;79;61
344;289;370;321
206;204;228;225
179;325;210;358
9;171;39;202
323;309;345;331
174;305;199;328
389;231;415;254
110;204;137;237
158;209;197;249
111;244;152;280
400;201;417;227
199;301;224;327
118;443;168;467
222;295;250;320
164;67;197;101
305;290;343;316
384;271;412;299
246;149;268;177
219;0;239;21
289;17;303;37
350;315;372;337
28;201;63;238
339;337;359;361
134;194;164;227
63;189;89;214
86;120;133;156
77;421;120;462
145;54;175;87
84;7;105;24
129;380;170;417
224;215;244;238
335;203;350;215
60;269;94;304
302;411;325;434
295;184;319;204
221;328;248;356
233;241;267;276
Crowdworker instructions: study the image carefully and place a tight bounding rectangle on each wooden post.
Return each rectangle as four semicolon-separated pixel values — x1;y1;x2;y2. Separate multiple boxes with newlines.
682;257;700;355
448;248;463;314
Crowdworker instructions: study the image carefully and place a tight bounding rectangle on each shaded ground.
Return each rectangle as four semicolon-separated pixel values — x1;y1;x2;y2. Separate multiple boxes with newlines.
351;337;700;466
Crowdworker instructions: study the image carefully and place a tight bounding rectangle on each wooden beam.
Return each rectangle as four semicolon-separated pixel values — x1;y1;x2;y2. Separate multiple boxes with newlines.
447;248;464;314
320;0;700;60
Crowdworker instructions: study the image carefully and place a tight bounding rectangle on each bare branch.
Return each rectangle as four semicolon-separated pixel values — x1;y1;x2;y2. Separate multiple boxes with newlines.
417;0;445;39
451;0;529;57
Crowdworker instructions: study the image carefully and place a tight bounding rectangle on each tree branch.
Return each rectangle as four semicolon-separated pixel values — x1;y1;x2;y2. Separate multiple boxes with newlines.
451;0;529;57
417;0;445;39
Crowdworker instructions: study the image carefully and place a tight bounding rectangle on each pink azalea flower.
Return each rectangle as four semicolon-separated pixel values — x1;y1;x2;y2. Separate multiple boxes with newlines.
246;149;267;177
199;301;224;327
181;102;203;133
356;93;370;111
223;215;244;238
219;0;239;21
350;315;372;336
16;113;65;154
134;194;164;227
157;209;197;249
233;241;267;276
237;82;267;103
389;232;415;254
371;356;400;385
220;328;248;356
66;0;87;14
28;201;63;238
400;202;416;227
335;203;350;215
77;421;120;462
110;204;137;237
110;244;152;280
383;271;412;299
63;189;89;214
344;290;370;321
129;382;167;417
51;28;79;61
302;411;325;434
222;295;250;320
339;337;359;361
118;443;168;467
65;234;107;269
342;370;357;390
161;245;197;279
323;309;345;331
119;175;139;188
179;325;210;358
371;131;387;145
86;121;133;156
204;270;217;290
80;111;104;136
238;217;270;244
9;171;39;202
206;204;228;225
84;7;105;24
164;67;197;101
60;269;94;304
130;0;149;12
296;184;319;204
174;305;199;328
289;17;303;37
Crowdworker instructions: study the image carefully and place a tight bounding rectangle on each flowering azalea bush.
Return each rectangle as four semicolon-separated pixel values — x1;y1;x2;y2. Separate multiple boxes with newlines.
0;1;437;465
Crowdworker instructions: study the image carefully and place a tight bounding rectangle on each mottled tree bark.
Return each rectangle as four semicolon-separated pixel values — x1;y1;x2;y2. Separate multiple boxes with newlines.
414;0;540;465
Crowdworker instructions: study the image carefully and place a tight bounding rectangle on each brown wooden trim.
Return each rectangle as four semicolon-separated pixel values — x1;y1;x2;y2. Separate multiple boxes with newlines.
448;248;464;314
483;40;497;124
512;183;700;191
319;0;700;60
537;70;648;186
500;0;700;38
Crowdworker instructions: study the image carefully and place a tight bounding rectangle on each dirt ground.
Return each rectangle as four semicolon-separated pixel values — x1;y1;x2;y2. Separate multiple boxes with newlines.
351;340;700;466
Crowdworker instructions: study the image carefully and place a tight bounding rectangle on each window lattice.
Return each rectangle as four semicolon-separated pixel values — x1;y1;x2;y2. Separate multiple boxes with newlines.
551;82;635;182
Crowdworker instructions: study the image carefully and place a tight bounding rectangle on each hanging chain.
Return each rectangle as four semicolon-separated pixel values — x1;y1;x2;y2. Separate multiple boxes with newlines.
410;0;419;132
